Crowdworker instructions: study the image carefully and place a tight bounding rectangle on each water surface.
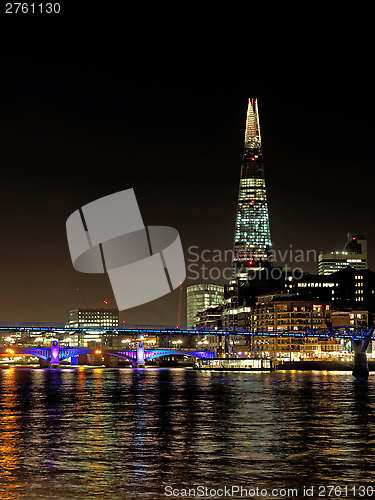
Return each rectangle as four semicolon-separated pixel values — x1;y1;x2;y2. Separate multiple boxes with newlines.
0;368;374;499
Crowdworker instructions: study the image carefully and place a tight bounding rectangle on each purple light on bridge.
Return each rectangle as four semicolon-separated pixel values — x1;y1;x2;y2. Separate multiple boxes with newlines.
136;342;145;366
50;341;60;365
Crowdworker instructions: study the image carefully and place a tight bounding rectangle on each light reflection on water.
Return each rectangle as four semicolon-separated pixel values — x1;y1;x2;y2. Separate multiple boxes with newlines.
0;368;375;499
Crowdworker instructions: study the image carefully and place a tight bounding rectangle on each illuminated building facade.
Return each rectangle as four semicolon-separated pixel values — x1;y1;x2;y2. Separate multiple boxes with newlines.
195;305;223;328
235;293;330;332
228;294;345;361
286;267;375;307
67;308;120;345
186;284;224;327
233;98;271;282
68;308;119;329
318;233;367;275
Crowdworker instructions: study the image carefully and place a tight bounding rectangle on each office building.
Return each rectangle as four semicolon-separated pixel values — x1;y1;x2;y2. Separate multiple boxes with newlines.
68;308;120;329
233;98;272;281
186;284;224;327
318;233;367;275
287;267;375;309
237;293;330;331
195;305;223;328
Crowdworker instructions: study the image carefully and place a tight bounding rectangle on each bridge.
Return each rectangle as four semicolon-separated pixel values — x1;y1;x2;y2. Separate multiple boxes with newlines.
0;341;215;368
0;322;374;377
0;321;373;339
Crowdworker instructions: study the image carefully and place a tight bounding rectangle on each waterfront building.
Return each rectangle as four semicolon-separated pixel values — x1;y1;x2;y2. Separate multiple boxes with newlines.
287;267;375;311
194;305;225;355
186;284;224;327
233;98;272;282
222;267;285;328
194;332;225;357
67;308;119;346
221;282;240;327
68;308;119;328
237;293;330;331
327;309;369;328
1;329;69;347
318;233;368;275
195;305;223;329
222;288;375;361
225;293;348;361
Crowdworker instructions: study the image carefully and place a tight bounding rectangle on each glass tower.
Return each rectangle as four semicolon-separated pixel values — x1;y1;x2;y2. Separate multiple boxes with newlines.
186;284;224;327
233;98;271;281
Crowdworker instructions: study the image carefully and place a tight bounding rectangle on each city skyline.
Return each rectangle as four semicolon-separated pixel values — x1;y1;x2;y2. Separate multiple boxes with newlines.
1;17;374;500
1;46;374;325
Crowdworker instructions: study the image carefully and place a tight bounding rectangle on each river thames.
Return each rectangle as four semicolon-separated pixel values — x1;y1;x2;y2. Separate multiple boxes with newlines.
1;367;375;499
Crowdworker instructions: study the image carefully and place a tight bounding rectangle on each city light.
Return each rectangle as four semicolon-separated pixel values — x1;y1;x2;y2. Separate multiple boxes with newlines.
172;340;183;346
197;340;209;345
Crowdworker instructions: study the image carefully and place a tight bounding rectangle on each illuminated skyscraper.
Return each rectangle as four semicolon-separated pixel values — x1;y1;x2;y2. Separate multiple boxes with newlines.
233;98;272;281
186;284;224;327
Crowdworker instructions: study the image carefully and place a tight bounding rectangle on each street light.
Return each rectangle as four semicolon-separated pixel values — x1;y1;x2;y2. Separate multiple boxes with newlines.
172;340;183;346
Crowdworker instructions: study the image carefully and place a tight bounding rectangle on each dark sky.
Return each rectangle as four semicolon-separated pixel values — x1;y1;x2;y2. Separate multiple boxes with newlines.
0;20;374;325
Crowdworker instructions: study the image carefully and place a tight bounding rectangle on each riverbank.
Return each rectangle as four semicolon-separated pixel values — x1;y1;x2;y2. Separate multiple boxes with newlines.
195;360;375;372
277;360;375;371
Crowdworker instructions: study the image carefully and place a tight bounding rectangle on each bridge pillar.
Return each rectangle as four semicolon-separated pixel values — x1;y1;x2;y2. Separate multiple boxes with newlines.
86;354;95;365
352;327;374;379
50;341;60;368
136;342;145;367
78;353;87;365
103;354;119;367
70;356;78;366
39;358;49;368
86;354;103;366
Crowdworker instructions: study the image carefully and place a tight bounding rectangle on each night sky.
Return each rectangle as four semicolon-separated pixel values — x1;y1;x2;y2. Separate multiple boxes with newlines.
0;22;374;325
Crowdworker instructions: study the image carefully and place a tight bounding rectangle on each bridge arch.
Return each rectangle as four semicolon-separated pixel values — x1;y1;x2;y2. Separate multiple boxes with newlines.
145;350;214;361
15;348;50;361
100;351;137;366
1;347;214;367
12;347;92;363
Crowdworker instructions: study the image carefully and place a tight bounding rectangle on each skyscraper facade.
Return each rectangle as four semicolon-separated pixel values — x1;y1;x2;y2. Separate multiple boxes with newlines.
233;98;272;282
186;284;224;327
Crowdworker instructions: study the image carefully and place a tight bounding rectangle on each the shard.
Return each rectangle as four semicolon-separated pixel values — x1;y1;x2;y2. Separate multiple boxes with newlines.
233;98;272;281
